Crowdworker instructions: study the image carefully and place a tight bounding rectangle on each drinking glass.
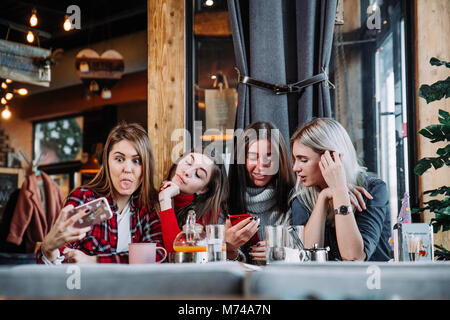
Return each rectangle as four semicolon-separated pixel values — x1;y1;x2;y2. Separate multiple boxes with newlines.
265;225;286;263
206;224;226;262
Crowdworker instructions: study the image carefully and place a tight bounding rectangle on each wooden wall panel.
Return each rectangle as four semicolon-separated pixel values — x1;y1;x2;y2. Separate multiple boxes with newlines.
415;0;450;251
148;0;185;187
14;71;147;121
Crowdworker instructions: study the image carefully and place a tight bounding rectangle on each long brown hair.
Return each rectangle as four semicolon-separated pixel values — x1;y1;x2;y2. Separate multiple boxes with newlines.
164;150;229;227
228;121;295;214
83;122;158;209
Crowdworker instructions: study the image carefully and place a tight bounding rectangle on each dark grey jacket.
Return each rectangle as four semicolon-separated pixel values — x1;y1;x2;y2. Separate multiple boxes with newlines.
290;177;391;261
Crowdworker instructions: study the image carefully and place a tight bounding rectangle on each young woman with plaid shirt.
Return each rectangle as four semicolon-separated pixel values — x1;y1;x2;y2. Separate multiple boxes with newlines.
38;122;163;264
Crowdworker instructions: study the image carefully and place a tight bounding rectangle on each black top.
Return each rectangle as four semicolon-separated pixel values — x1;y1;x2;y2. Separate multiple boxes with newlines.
291;177;391;261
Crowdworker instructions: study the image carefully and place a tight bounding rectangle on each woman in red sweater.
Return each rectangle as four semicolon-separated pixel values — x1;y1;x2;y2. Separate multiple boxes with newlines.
158;151;228;253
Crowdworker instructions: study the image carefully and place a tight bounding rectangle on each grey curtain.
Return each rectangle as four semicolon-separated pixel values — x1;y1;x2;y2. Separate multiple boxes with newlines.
228;0;337;142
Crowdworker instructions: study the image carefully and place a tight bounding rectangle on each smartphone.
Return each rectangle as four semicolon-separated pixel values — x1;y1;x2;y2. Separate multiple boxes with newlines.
70;197;113;228
229;213;260;246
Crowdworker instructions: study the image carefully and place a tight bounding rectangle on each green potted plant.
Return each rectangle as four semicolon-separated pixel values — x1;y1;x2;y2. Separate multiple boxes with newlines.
413;57;450;260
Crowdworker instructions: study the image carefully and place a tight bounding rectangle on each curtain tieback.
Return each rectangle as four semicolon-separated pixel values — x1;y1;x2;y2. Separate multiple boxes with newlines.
237;67;335;95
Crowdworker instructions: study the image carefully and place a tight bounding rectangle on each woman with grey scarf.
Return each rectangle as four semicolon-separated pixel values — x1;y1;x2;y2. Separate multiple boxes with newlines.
224;122;295;264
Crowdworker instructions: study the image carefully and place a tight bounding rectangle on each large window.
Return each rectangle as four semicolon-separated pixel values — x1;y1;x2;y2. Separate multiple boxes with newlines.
189;0;238;165
188;0;415;226
332;0;413;227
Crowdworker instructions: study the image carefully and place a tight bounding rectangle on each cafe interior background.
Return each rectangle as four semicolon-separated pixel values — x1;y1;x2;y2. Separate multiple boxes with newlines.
0;0;448;260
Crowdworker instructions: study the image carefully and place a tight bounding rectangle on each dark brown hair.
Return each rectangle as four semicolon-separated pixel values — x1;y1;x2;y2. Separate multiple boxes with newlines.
228;121;295;214
164;150;229;227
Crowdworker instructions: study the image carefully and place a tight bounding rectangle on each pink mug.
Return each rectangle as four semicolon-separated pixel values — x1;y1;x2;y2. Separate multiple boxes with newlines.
128;243;167;264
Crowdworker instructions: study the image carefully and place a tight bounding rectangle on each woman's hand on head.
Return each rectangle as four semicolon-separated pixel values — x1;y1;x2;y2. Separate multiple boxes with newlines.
158;181;180;210
159;180;180;196
63;248;97;264
318;151;347;191
41;205;91;261
224;217;259;255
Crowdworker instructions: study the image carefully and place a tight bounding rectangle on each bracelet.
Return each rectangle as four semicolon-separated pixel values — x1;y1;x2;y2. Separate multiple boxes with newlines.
229;248;243;261
41;247;64;265
231;251;239;261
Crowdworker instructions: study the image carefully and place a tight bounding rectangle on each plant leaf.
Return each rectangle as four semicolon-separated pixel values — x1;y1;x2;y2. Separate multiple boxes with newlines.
436;144;450;156
437;204;450;216
423;186;450;196
430;57;450;68
418;77;450;104
419;125;446;143
438;109;450;126
411;207;426;214
432;222;441;233
414;158;432;175
431;157;444;169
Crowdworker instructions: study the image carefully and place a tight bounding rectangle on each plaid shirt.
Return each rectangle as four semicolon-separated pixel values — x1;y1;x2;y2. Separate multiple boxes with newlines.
37;188;164;264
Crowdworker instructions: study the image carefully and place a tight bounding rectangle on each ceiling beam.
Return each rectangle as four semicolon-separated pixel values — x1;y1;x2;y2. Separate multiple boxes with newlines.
11;0;67;15
0;18;52;38
13;70;147;121
49;7;147;39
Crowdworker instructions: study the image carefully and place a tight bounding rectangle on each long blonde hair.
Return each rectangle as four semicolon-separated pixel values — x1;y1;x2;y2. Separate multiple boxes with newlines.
289;118;367;212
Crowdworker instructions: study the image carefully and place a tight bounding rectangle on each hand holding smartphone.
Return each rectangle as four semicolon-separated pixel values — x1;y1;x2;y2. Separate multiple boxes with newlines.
229;213;260;246
70;197;113;228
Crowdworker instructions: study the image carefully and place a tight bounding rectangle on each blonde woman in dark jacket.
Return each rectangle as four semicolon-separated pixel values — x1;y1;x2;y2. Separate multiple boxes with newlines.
289;118;391;261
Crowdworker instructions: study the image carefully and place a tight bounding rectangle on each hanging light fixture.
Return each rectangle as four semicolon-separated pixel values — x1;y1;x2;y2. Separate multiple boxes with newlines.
29;9;38;27
1;82;7;89
5;79;12;84
5;92;13;100
101;88;111;99
14;88;28;96
1;98;7;105
1;105;11;120
63;15;72;31
26;30;35;43
89;80;99;93
205;0;214;7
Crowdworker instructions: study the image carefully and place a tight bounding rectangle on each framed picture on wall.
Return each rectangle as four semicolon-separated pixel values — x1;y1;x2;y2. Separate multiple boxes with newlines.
49;173;71;199
33;116;84;166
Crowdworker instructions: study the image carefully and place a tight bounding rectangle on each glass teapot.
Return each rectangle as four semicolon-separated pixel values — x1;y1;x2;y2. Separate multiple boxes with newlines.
173;210;207;253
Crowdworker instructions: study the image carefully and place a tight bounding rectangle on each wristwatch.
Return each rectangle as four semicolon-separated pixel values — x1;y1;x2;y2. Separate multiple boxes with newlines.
334;205;352;215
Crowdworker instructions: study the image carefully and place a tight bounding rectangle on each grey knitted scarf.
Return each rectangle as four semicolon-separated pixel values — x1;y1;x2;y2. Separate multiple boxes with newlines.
245;187;291;240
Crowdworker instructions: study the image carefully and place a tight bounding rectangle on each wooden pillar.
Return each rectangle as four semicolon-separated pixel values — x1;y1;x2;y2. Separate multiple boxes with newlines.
147;0;186;187
415;0;450;250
